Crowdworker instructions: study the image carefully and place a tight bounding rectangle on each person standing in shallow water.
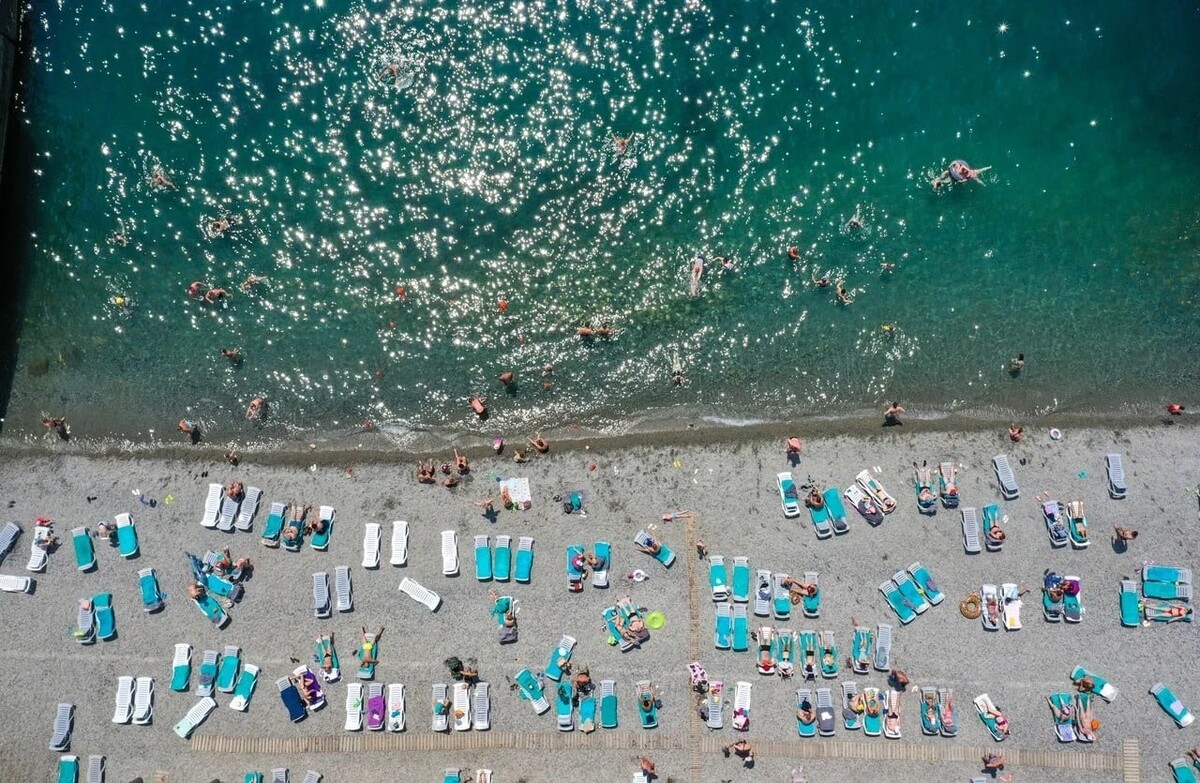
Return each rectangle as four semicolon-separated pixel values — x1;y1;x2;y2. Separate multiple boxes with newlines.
883;402;905;427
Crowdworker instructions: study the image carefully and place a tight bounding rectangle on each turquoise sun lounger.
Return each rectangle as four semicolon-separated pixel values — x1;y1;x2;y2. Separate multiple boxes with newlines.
1144;565;1192;585
1070;667;1118;702
633;529;675;568
514;537;535;583
879;580;917;624
1119;580;1140;627
566;545;584;586
72;528;95;571
261;502;286;546
138;568;164;612
309;506;335;551
115;513;139;558
796;689;817;738
892;570;930;614
475;536;493;582
57;755;78;783
636;681;658;729
515;668;549;715
808;496;833;539
599;679;618;728
731;604;749;652
1151;682;1195;727
708;555;729;601
731;557;751;602
493;535;511;581
1171;759;1200;783
823;487;849;534
94;593;116;641
907;562;945;606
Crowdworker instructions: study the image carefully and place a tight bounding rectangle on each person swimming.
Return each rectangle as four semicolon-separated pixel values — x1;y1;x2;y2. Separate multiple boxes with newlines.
932;160;992;190
689;256;704;297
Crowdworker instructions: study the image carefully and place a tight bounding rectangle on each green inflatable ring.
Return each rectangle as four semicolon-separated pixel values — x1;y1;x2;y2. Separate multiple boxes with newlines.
646;611;665;630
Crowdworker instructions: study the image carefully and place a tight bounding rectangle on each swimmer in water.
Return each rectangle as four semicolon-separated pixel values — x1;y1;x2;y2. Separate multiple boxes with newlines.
881;323;896;334
689;256;704;297
932;160;992;190
836;281;853;305
245;397;266;421
204;287;229;303
148;168;176;190
880;261;896;273
109;231;128;247
716;256;735;272
846;205;864;231
788;246;801;261
240;274;267;292
378;63;401;83
221;347;242;363
811;273;831;288
613;132;635;156
671;363;687;387
188;281;208;299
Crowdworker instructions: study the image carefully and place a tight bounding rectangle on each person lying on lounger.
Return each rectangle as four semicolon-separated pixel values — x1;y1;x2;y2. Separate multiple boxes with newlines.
885;706;901;735
796;698;816;724
315;634;338;676
635;535;662;557
984;593;1001;626
782;577;818;604
1046;696;1073;722
1142;601;1193;623
864;691;882;717
983;704;1010;736
359;626;384;665
940;691;955;727
187;582;206;600
805;487;824;509
923;691;939;724
987;526;1006;543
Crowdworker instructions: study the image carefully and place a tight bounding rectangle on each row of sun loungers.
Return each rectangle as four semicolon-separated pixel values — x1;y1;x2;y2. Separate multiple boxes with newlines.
878;563;944;623
56;755;106;783
111;676;155;725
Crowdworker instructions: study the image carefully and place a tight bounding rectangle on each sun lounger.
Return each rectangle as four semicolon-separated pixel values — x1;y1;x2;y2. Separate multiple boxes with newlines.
57;755;78;783
452;682;472;731
884;693;901;738
217;645;241;692
194;591;231;627
74;598;95;644
282;519;306;551
515;668;550;715
26;536;47;572
702;680;723;729
441;530;459;576
799;632;817;681
602;606;635;652
260;501;286;546
133;568;163;612
777;472;802;518
344;683;364;731
633;528;675;567
1104;453;1127;499
1119;580;1140;627
200;484;223;528
0;573;33;593
893;570;930;614
305;505;332;550
197;650;219;697
851;626;873;675
906;562;944;606
754;569;772;617
856;469;897;513
1152;682;1194;727
816;688;835;736
1144;581;1192;601
491;534;511;582
356;630;380;681
1144;565;1193;585
1002;583;1023;630
842;681;862;730
472;535;493;581
879;580;916;624
593;541;611;588
919;687;939;735
819;630;839;678
173;696;216;739
980;584;1001;631
960;507;981;554
443;771;460;783
845;484;884;526
731;681;751;731
301;773;321;783
974;693;1006;741
49;703;74;751
132;677;154;725
277;677;307;723
709;555;730;601
366;683;386;731
772;572;792;620
229;664;259;711
1049;692;1076;742
362;523;381;569
981;504;1002;552
113;513;139;558
801;571;821;618
992;454;1019;500
556;681;574;732
389;520;409;565
599;679;618;728
335;566;352;612
473;681;490;731
914;465;938;515
822;487;850;534
731;556;751;602
774;629;797;678
234;486;261;531
169;644;192;692
312;572;331;618
387;683;405;732
271;770;288;783
636;680;659;729
938;688;958;737
937;462;960;508
859;686;883;736
217;494;240;533
1062;576;1082;623
205;570;235;598
112;677;134;724
546;635;577;681
714;602;732;649
1171;759;1200;783
807;491;833;539
85;755;104;783
72;527;95;571
1071;667;1118;702
94;592;116;640
566;544;584;587
732;603;749;651
398;577;441;611
515;536;535;582
795;688;816;737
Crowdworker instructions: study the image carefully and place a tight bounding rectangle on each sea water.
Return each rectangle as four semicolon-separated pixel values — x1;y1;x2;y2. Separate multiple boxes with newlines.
5;1;1200;441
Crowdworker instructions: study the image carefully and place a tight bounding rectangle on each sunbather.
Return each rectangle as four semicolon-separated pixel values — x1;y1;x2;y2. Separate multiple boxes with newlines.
988;526;1006;543
639;690;655;713
796;697;816;724
982;704;1010;737
635;534;662;557
982;752;1005;773
923;691;938;724
1187;748;1200;765
315;634;337;675
433;694;452;717
984;592;1001;627
95;520;114;539
1142;601;1193;623
805;487;824;509
802;645;816;681
292;669;322;705
307;516;327;535
885;705;901;735
864;690;882;718
941;464;958;496
1046;695;1073;721
782;576;818;604
1073;676;1096;694
417;460;435;484
1076;695;1097;741
359;626;384;665
940;691;955;727
187;582;206;600
757;646;775;674
570;549;587;573
889;670;911;690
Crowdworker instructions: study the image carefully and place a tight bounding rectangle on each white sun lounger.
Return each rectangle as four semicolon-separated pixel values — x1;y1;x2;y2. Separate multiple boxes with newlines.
0;574;33;593
387;683;405;732
874;624;893;671
112;677;134;724
362;523;381;568
398;577;441;611
86;755;104;783
271;770;288;783
441;530;459;576
390;520;409;566
26;538;47;572
960;507;982;554
235;486;261;531
313;572;331;618
1104;453;1127;499
1002;583;1022;630
0;522;18;565
173;697;216;739
344;683;364;731
816;688;835;737
754;569;772;617
229;664;260;711
432;683;450;732
301;773;321;783
216;494;239;532
473;682;491;731
706;680;724;729
734;681;752;729
335;566;353;612
132;677;154;725
453;682;472;731
200;484;222;528
49;703;73;750
992;455;1019;500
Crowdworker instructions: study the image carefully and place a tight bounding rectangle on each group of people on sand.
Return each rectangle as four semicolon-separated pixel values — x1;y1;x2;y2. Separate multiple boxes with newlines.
280;503;329;546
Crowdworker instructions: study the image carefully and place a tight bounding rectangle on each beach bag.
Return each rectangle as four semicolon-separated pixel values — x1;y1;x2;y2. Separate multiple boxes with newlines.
445;656;464;680
498;626;518;644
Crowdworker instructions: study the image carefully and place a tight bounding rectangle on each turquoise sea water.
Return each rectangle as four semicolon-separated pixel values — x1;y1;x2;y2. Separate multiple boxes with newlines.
5;1;1200;442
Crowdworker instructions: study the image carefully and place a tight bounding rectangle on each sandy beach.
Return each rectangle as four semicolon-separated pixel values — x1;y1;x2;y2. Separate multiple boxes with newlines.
1;422;1196;783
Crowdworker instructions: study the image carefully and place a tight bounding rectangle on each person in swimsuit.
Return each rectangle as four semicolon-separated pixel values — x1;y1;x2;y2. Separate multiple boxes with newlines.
932;160;992;189
359;626;384;665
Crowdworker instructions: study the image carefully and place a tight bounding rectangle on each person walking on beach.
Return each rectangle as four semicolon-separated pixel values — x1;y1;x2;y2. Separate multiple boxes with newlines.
722;739;755;766
637;756;656;779
883;401;905;427
1112;525;1138;550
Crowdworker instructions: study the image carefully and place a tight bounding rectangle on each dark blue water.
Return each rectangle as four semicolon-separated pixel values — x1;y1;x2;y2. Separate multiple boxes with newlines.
6;1;1200;442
